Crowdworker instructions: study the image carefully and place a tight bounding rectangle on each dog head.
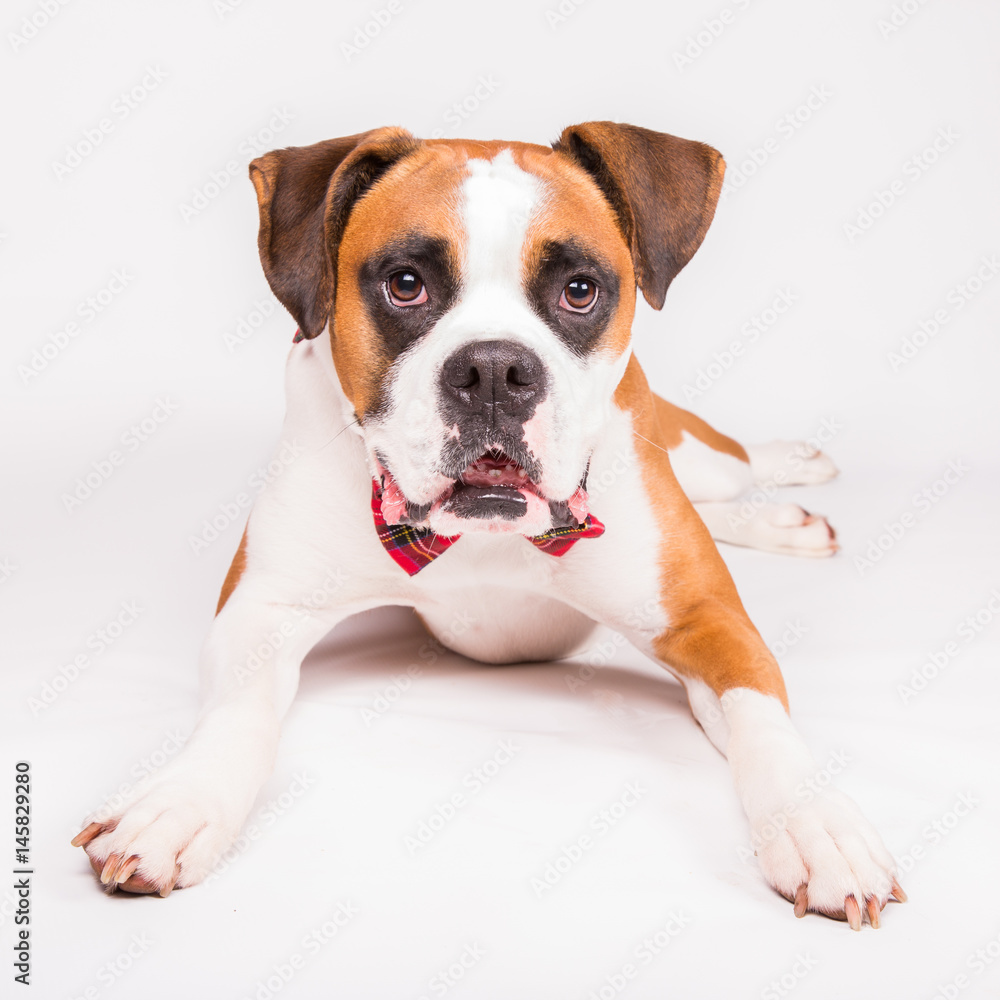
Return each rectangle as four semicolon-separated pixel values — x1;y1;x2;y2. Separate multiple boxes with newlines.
250;123;724;535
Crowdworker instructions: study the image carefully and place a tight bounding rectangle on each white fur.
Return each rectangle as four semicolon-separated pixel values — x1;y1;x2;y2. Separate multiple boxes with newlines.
78;329;669;889
362;149;631;526
681;676;731;754
78;331;887;916
668;430;753;502
721;688;897;915
78;153;887;923
694;501;838;557
664;431;838;556
745;440;839;486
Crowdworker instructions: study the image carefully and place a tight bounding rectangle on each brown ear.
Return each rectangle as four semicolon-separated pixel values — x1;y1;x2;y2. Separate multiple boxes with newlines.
249;127;419;339
552;122;725;310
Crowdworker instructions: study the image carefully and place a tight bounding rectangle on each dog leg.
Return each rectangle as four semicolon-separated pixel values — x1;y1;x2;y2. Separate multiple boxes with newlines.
647;397;839;554
693;500;837;557
745;440;839;486
652;393;755;503
71;542;344;896
648;550;901;926
616;365;902;926
681;676;904;927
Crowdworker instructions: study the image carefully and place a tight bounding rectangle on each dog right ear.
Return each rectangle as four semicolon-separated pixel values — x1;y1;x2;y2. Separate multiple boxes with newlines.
249;127;419;340
552;121;725;311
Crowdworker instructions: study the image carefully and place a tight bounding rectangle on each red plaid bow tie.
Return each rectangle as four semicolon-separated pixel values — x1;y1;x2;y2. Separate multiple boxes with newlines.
371;479;605;576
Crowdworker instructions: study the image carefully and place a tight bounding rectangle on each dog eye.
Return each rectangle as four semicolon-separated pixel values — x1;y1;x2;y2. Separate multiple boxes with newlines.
559;277;598;313
386;271;428;307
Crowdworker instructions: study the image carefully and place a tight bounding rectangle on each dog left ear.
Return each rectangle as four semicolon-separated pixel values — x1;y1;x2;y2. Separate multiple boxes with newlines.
552;121;725;310
249;127;419;339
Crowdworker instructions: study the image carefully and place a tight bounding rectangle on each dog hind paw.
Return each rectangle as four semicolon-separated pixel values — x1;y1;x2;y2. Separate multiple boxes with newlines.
746;440;839;486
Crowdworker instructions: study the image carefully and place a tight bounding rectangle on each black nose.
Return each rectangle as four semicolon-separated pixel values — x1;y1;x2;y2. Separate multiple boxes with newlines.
440;340;547;421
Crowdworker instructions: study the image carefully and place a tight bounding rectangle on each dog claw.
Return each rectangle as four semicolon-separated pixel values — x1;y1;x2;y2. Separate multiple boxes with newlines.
115;856;141;885
845;895;862;931
100;853;142;887
99;853;141;887
100;854;123;885
865;895;881;929
793;883;808;918
71;822;103;848
158;863;181;898
890;878;908;903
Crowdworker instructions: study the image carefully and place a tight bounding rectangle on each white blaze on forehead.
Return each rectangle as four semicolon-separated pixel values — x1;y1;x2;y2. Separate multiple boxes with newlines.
366;145;631;515
462;150;544;294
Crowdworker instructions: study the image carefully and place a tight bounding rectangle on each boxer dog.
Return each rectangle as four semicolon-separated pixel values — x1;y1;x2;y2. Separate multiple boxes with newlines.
73;122;904;929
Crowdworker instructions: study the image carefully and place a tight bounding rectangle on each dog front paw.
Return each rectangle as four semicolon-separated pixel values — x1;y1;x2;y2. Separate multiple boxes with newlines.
752;788;906;929
72;780;239;896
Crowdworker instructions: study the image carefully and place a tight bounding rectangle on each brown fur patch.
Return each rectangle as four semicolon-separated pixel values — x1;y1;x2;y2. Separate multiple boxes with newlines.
216;526;248;615
651;394;749;462
552;122;725;309
331;143;470;416
517;144;637;359
614;355;787;708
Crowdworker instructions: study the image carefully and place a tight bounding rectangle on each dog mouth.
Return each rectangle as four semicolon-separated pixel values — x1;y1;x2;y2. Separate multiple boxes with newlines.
377;448;590;533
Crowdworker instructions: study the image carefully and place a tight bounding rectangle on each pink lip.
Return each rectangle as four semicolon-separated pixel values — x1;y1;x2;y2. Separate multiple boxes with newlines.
379;450;590;529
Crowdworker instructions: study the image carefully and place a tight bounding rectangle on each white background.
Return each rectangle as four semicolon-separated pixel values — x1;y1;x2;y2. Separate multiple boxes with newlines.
3;0;1000;997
